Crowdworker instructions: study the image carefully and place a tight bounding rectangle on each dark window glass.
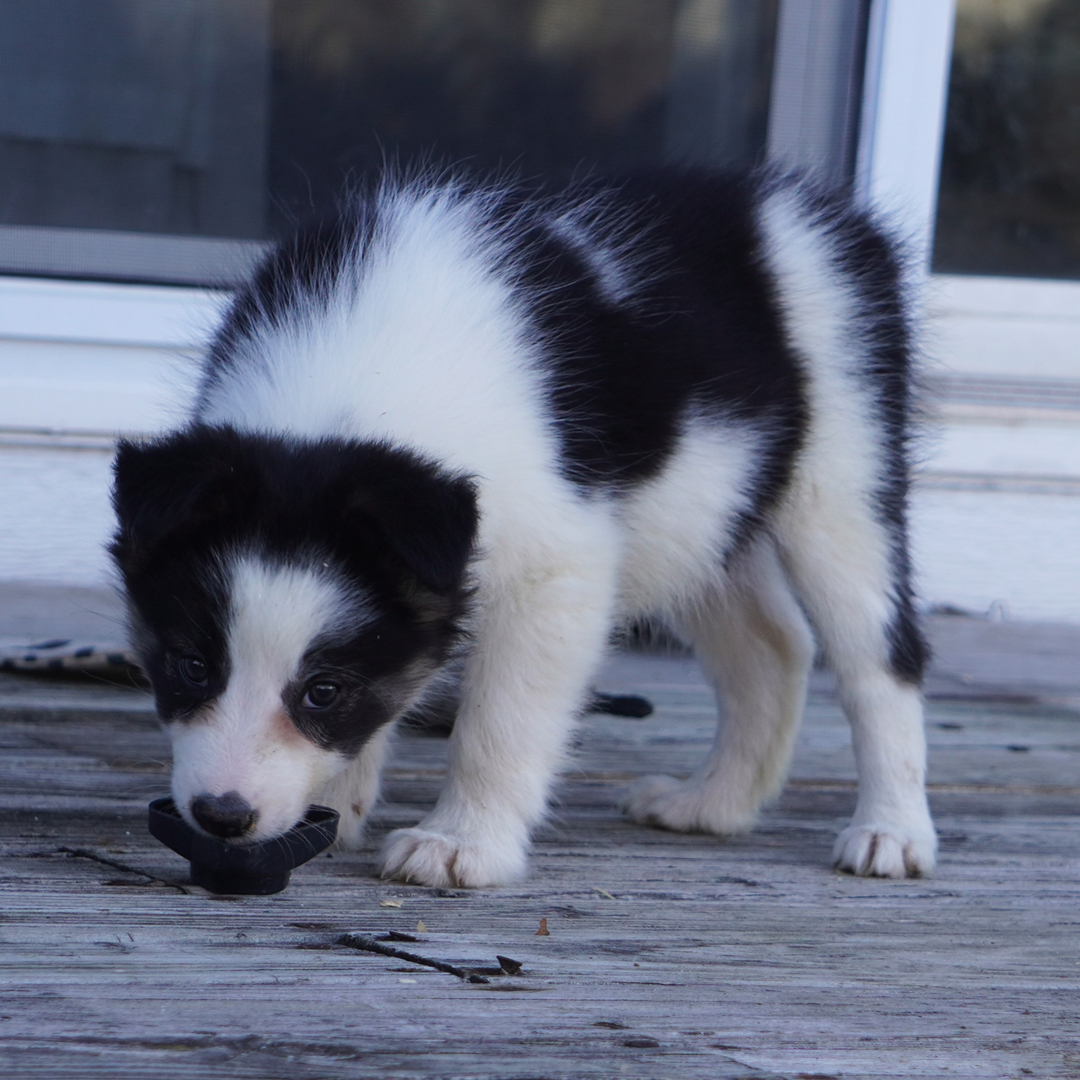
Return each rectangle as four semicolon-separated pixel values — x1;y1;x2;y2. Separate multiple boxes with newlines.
0;0;777;272
933;0;1080;280
269;0;758;234
0;0;271;240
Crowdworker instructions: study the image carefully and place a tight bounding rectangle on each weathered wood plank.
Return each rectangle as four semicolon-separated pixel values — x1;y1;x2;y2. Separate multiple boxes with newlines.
1;656;1078;1079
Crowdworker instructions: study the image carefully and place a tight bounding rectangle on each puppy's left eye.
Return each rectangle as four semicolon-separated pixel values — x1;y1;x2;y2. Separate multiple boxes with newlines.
178;655;209;686
303;681;340;709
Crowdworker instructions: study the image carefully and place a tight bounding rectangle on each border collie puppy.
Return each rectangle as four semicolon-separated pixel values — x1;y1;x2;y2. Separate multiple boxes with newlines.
111;170;937;886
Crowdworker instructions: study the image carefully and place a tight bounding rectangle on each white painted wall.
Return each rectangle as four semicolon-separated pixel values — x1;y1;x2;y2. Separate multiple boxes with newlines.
0;279;224;586
0;443;115;585
0;277;223;434
913;489;1080;624
1;273;1079;623
928;275;1080;381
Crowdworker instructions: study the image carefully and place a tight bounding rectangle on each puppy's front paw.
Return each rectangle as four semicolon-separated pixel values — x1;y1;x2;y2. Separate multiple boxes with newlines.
380;827;527;888
833;822;938;879
623;774;755;835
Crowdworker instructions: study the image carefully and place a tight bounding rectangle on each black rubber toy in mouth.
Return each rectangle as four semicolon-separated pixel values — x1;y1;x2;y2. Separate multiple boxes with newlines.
148;797;339;895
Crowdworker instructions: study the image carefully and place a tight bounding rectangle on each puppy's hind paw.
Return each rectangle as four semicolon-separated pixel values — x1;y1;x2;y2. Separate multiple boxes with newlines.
380;827;527;888
622;774;755;835
833;823;938;879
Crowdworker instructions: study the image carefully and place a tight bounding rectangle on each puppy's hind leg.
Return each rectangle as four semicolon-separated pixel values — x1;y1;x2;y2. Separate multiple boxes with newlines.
776;491;937;879
625;536;815;835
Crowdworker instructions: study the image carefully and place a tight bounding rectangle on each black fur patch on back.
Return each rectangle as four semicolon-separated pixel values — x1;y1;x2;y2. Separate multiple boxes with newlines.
512;172;809;546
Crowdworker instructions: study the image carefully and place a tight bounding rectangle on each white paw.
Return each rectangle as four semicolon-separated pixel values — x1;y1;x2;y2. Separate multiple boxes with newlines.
623;774;756;835
833;822;938;879
380;827;528;888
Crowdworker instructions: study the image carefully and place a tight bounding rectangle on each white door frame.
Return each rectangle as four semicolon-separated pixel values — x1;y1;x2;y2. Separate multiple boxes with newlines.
855;0;1080;385
855;0;957;272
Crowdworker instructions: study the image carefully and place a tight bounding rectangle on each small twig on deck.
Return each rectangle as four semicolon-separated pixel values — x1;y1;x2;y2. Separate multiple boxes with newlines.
339;932;490;983
496;954;523;975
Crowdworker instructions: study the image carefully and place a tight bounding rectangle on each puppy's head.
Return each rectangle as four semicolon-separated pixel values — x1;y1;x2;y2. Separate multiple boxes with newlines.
110;425;477;842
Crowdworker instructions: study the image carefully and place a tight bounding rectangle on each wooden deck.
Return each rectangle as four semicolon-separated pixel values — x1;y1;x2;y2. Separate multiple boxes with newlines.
1;645;1079;1079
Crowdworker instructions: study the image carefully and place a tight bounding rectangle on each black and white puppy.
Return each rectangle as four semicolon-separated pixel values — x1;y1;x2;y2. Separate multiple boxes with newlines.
111;170;937;886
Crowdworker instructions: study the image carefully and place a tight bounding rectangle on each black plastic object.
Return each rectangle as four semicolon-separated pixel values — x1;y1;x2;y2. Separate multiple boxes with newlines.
148;797;339;895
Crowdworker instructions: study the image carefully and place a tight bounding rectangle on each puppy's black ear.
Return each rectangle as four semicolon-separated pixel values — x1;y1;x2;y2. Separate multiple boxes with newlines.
346;455;479;594
110;428;243;571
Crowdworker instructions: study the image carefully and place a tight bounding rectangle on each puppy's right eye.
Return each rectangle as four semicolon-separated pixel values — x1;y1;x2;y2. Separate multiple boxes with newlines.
179;655;209;686
303;681;340;709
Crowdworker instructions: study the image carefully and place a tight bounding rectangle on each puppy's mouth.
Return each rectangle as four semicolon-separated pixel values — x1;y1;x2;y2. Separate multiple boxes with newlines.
211;831;262;847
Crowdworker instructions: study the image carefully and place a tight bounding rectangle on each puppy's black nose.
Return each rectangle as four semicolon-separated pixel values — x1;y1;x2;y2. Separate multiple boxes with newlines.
190;792;257;838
